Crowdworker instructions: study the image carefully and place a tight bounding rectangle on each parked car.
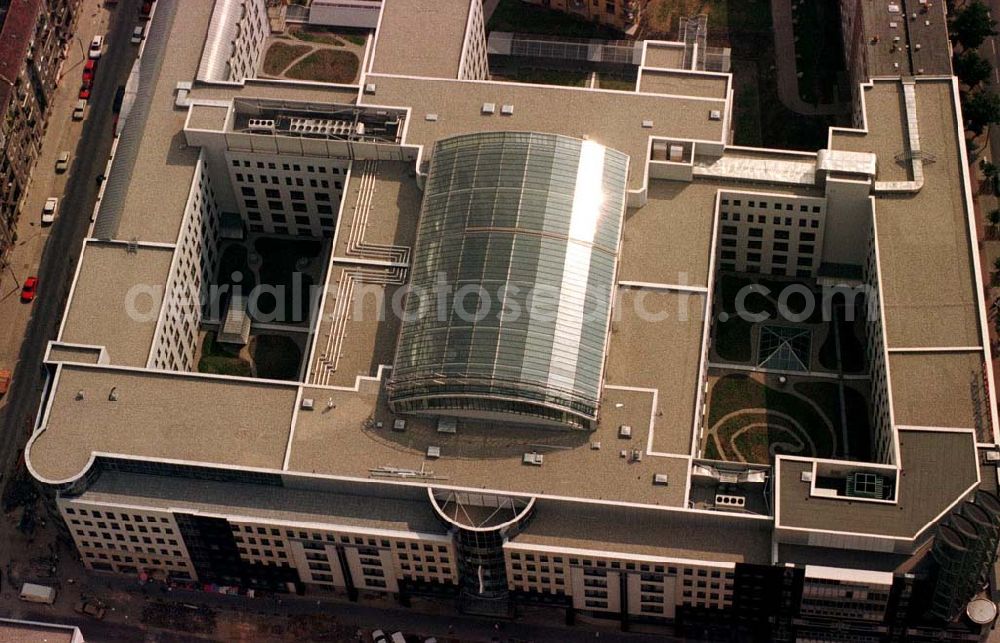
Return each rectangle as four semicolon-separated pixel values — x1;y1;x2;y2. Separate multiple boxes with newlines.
72;99;86;120
55;151;70;173
371;631;389;643
74;599;107;620
0;370;11;397
79;81;92;100
19;582;55;603
89;35;104;59
82;59;97;83
131;24;144;44
140;1;152;18
20;277;38;303
390;633;405;643
42;197;58;224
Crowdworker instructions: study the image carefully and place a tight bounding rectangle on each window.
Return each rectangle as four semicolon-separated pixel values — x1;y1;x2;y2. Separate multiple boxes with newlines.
722;225;737;236
290;190;305;201
265;188;280;199
241;187;255;197
775;230;790;240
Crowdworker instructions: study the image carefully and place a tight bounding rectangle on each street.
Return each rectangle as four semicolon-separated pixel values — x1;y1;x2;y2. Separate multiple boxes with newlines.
0;0;140;479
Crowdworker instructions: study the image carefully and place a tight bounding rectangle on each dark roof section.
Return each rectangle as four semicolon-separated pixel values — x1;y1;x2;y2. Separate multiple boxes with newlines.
0;0;41;110
777;429;980;539
389;132;628;428
512;498;772;564
92;0;177;240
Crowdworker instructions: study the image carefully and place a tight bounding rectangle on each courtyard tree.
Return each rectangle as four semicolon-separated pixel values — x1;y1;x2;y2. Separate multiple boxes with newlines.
951;0;998;50
955;50;993;89
962;89;1000;134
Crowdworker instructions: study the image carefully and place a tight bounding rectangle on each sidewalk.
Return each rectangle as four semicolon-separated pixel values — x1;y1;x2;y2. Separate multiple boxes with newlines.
0;0;111;369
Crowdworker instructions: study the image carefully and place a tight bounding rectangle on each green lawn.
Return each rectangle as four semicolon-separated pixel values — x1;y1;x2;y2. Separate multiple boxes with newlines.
707;374;836;457
598;74;637;91
262;42;310;76
487;0;624;38
198;332;252;377
493;68;589;88
252;334;302;381
285;49;359;84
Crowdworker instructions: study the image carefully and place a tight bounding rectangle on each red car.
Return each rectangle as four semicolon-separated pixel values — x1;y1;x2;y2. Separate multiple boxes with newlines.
20;276;38;303
140;1;152;18
82;59;97;83
79;83;91;100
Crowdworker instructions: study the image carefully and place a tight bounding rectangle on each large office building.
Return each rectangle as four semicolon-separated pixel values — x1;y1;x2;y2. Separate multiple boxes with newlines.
24;0;1000;639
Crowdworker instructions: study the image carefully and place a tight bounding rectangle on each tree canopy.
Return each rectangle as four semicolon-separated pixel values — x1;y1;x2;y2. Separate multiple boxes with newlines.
951;1;998;50
963;89;1000;135
955;50;993;89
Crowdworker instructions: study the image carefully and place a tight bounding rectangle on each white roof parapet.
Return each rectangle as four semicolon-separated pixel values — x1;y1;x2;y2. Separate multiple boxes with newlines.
693;153;816;186
816;149;877;177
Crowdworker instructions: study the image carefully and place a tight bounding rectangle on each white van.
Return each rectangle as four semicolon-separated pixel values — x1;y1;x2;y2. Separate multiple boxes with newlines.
72;99;86;120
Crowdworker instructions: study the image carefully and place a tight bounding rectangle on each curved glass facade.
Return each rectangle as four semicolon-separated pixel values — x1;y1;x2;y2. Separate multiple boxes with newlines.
389;132;628;428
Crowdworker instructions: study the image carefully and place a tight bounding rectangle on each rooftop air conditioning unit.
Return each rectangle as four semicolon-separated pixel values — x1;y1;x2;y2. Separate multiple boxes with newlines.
425;113;438;122
641;119;653;128
482;102;496;114
301;398;314;410
619;425;632;439
708;110;722;121
364;83;377;94
800;470;813;482
523;452;544;466
247;118;275;133
715;494;746;508
393;418;407;432
500;104;514;116
427;446;441;459
654;473;669;486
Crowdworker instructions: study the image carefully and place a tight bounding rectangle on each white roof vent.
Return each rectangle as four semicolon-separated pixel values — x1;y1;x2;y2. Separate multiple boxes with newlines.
500;104;514;115
619;424;632;439
591;441;601;450
301;398;314;410
654;473;669;486
523;452;544;466
427;446;441;459
709;109;722;121
985;450;1000;462
641;119;654;128
392;418;407;432
425;113;438;122
801;470;813;482
364;82;377;94
482;102;496;114
437;417;457;434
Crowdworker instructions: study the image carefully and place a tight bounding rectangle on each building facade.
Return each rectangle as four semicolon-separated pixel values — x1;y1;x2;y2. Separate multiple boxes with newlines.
0;0;81;261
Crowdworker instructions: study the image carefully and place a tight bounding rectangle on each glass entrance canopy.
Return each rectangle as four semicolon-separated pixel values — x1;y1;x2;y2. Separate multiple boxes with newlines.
389;132;629;429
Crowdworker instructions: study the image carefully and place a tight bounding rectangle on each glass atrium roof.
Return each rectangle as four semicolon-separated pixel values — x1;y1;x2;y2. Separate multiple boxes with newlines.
389;132;629;427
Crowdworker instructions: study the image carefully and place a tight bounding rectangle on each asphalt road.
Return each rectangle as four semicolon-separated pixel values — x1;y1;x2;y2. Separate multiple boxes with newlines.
0;1;140;478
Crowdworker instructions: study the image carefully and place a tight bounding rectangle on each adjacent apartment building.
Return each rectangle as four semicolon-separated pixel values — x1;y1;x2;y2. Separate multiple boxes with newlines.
0;0;81;260
522;0;644;35
24;0;1000;640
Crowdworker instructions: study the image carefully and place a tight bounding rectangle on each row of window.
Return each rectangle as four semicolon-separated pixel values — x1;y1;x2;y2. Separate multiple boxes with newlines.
720;197;822;212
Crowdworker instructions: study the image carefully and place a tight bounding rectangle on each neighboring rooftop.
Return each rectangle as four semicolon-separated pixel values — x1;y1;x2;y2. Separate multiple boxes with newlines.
369;0;473;79
73;470;447;536
0;618;80;643
58;242;174;368
28;364;298;483
362;74;729;191
776;429;979;539
861;0;951;78
511;499;771;564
